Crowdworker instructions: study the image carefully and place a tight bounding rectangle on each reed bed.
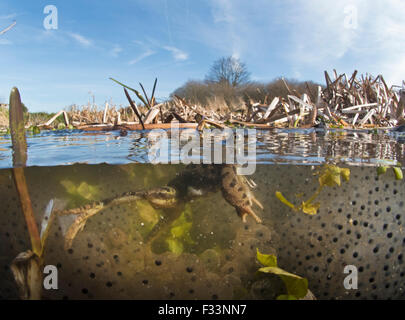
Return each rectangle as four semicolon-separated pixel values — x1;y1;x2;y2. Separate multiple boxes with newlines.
38;70;405;131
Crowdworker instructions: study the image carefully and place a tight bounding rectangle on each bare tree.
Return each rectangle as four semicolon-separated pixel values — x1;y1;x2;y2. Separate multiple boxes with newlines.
205;56;250;87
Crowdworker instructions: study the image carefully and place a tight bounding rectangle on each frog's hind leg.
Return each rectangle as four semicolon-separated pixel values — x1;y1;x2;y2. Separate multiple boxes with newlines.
237;207;263;224
251;195;264;210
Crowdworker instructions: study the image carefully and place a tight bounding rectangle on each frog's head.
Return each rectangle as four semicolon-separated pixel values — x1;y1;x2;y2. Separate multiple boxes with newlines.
144;186;178;208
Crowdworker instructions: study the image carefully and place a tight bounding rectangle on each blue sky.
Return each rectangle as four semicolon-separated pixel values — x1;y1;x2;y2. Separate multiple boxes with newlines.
0;0;404;112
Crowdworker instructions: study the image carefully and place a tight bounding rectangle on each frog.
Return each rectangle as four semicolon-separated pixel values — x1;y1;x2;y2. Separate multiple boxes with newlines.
55;164;263;250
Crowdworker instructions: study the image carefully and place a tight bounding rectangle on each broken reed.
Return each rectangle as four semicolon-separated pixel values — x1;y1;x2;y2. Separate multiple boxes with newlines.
9;87;42;257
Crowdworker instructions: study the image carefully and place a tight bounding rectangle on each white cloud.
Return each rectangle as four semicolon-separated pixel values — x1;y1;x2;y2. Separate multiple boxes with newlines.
288;1;360;62
68;32;92;47
208;0;241;58
162;46;188;61
129;49;156;65
193;0;405;84
110;45;123;57
287;0;405;85
0;13;17;20
133;39;188;62
0;39;12;45
211;0;234;23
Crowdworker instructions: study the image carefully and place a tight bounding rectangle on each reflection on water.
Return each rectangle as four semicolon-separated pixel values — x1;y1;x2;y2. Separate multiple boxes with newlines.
0;128;404;168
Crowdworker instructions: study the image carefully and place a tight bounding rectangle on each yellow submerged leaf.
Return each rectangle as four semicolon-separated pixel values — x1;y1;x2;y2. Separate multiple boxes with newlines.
301;201;320;215
277;295;298;300
171;222;192;238
259;266;308;299
256;249;277;267
164;204;195;254
318;165;342;187
166;239;183;255
377;166;388;175
318;165;351;187
275;191;296;210
77;182;98;200
61;180;99;199
393;167;403;180
60;180;76;194
257;249;309;299
340;168;350;181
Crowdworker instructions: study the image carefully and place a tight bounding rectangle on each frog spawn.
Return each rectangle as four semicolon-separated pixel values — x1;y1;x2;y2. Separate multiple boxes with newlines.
0;163;279;300
41;204;277;300
6;163;404;299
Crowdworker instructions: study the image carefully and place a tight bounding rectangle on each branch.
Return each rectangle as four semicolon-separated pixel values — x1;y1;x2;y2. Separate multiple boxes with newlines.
0;21;16;35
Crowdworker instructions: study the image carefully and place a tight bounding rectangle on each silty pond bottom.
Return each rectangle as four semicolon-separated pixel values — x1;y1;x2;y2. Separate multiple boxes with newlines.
0;163;404;300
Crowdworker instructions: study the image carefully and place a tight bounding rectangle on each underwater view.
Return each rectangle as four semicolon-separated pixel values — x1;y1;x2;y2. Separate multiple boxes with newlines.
0;128;404;300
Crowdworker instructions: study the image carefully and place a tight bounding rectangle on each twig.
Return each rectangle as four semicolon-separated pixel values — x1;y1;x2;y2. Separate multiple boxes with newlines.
139;82;151;109
0;20;16;35
123;88;145;130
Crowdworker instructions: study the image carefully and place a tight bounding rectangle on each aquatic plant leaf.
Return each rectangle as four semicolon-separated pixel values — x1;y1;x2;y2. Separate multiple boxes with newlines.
377;166;388;175
60;180;76;194
137;200;159;227
12;167;42;256
9;87;27;167
257;249;309;299
277;294;298;300
340;168;350;181
275;191;296;210
164;204;194;253
171;222;192;238
301;200;320;215
110;78;149;107
318;165;350;187
28;126;40;134
57;123;66;130
60;180;99;207
166;238;184;255
139;82;151;108
318;165;342;187
151;78;158;102
393;167;403;180
33;126;41;134
77;182;99;200
259;266;308;299
256;249;277;267
40;199;55;252
169;208;194;244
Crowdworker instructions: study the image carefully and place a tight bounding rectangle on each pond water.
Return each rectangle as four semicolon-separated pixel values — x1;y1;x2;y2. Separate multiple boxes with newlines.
0;128;404;168
0;129;404;300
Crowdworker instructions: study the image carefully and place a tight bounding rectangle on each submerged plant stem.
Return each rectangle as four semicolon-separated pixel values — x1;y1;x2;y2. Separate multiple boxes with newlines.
12;167;42;256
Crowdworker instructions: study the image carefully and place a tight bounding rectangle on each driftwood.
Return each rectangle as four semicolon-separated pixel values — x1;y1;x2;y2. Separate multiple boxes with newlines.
76;122;198;131
41;110;70;127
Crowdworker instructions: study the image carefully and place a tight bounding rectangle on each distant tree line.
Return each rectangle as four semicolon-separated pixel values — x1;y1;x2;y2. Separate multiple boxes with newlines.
171;56;323;108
